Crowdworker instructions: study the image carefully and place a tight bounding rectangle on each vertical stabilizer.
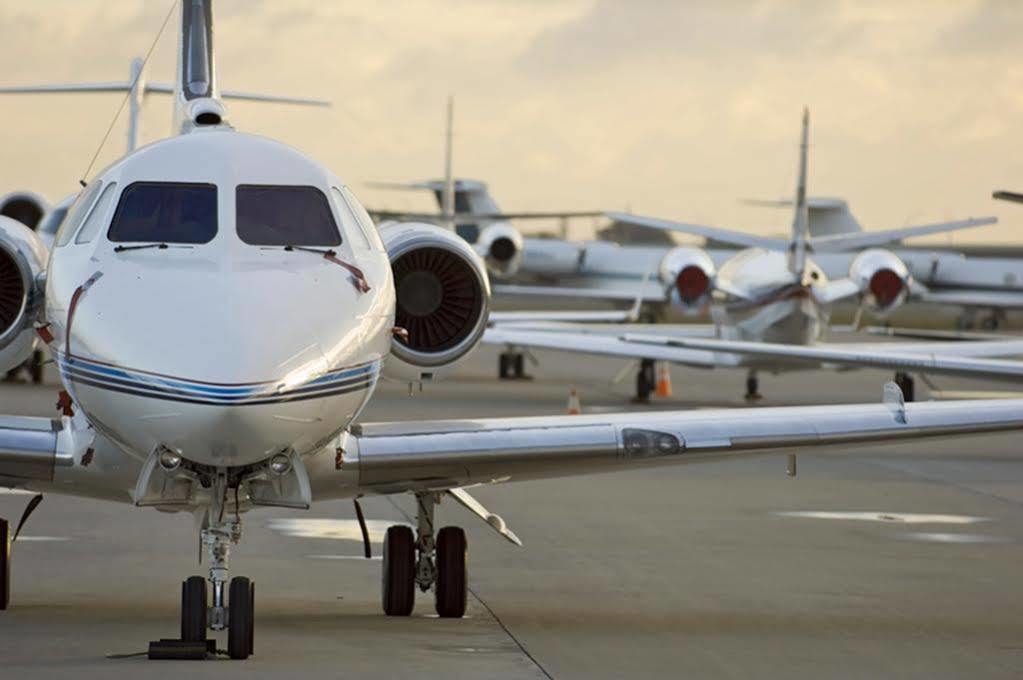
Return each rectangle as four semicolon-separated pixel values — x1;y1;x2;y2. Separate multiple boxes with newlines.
789;108;810;277
173;0;227;134
441;95;455;231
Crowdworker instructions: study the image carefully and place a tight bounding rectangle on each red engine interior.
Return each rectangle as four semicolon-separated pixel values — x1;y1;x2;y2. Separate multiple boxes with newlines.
675;265;711;305
869;269;904;308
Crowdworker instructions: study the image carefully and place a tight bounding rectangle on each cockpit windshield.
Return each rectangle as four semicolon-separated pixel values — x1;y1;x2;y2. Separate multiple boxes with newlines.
236;185;341;247
107;182;217;243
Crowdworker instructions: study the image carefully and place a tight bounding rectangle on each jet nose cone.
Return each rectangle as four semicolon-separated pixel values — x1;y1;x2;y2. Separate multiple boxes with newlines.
61;260;387;467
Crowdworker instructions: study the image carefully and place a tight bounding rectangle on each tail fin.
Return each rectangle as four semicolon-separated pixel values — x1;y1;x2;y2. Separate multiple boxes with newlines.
789;108;810;277
441;95;455;231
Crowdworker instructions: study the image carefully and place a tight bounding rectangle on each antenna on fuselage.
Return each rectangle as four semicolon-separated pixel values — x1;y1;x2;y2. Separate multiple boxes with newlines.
789;107;810;278
441;95;456;232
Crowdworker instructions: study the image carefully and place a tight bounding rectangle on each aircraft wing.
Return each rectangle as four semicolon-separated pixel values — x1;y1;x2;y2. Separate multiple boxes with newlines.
809;217;996;252
327;389;1023;495
493;283;667;304
631;335;1023;382
490;309;639;325
483;325;726;367
911;288;1023;310
605;212;787;250
370;211;602;224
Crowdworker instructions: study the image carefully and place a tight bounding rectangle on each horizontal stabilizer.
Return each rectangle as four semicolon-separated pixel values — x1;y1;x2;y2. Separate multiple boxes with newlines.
606;212;787;250
810;216;996;252
0;81;328;107
993;190;1023;204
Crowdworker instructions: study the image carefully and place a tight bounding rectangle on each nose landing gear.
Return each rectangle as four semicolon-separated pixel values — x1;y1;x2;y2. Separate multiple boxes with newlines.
382;492;468;618
165;478;255;660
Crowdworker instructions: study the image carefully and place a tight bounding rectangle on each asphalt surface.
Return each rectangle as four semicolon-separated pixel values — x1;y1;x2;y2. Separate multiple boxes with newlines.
0;346;1022;678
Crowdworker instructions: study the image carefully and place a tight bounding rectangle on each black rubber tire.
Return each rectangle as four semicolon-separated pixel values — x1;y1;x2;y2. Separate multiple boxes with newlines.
435;526;467;618
180;576;207;642
382;525;415;616
228;576;253;660
30;352;44;385
895;373;916;402
634;360;654;403
498;354;511;380
513;354;525;379
0;519;9;610
248;582;255;656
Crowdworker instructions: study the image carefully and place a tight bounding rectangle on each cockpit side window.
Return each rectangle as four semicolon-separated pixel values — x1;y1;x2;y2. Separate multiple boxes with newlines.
55;181;102;247
107;182;217;243
75;182;118;244
331;187;370;249
340;186;384;250
236;185;341;247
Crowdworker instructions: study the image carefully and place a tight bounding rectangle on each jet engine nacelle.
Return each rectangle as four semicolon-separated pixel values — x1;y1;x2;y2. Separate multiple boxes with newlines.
380;221;491;382
848;248;910;316
0;191;50;231
0;216;48;372
659;246;716;315
475;223;523;279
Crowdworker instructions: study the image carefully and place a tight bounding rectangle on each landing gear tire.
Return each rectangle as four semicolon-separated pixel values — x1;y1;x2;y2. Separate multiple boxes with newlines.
894;372;915;402
228;576;254;660
382;525;415;616
745;372;762;402
499;352;528;380
634;359;655;403
434;526;467;618
180;576;207;642
30;351;43;385
0;518;9;610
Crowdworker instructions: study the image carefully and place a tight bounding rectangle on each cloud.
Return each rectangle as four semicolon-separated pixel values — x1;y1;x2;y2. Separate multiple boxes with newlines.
516;0;870;77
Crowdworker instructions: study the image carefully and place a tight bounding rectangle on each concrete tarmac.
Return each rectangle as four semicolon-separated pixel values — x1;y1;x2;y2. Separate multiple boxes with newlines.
0;347;1021;678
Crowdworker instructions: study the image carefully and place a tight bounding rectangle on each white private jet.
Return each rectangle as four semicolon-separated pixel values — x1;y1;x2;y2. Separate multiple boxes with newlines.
484;111;1023;401
3;1;1023;661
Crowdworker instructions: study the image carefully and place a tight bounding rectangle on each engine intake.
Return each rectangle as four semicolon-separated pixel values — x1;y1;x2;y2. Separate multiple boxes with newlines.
0;217;48;372
381;222;491;381
659;246;715;314
475;223;523;278
0;192;50;231
848;248;910;315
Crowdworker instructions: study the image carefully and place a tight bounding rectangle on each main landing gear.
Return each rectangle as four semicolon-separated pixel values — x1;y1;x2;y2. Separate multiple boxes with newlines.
894;372;915;402
0;494;44;610
382;492;467;618
498;350;531;380
634;358;656;403
745;370;763;402
177;476;254;660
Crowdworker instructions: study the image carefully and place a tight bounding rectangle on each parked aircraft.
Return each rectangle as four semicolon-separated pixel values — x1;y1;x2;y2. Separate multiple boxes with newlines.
4;2;1023;661
484;111;1023;401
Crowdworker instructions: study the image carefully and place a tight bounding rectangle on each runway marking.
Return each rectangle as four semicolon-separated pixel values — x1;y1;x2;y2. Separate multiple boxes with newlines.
267;518;403;543
897;532;1010;544
14;536;70;542
772;511;991;524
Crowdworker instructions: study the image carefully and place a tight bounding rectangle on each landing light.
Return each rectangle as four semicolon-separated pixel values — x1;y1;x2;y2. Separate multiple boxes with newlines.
158;447;182;471
269;453;292;476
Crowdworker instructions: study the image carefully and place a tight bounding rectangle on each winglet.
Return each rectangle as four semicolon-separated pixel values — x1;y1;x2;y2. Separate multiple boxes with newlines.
883;381;907;424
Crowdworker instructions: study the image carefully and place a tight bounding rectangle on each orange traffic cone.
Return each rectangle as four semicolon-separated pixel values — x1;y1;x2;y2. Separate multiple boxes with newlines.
655;361;673;398
566;388;581;415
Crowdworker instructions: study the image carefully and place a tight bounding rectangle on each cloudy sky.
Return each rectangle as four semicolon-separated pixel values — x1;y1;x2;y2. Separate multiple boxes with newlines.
0;0;1021;242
